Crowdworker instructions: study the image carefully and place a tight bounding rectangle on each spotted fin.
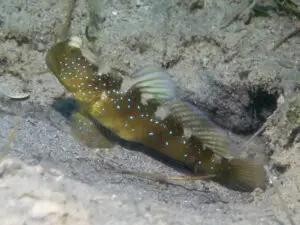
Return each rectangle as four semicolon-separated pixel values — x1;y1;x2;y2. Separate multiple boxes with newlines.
70;112;115;148
169;101;233;159
121;65;176;103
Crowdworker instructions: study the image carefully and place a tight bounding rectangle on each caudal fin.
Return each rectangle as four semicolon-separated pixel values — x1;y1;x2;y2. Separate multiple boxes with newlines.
220;158;268;192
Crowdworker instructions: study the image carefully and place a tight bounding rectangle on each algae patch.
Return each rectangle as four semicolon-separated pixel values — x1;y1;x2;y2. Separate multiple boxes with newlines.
286;94;300;126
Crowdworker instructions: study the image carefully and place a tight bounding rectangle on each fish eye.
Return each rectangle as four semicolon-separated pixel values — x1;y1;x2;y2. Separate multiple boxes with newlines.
68;46;79;54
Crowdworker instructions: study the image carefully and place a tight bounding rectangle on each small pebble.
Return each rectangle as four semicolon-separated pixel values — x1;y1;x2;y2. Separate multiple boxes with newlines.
29;200;64;219
0;159;22;177
48;168;63;177
7;92;30;100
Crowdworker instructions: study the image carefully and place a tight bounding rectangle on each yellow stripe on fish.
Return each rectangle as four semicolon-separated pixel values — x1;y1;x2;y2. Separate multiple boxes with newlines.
46;36;268;191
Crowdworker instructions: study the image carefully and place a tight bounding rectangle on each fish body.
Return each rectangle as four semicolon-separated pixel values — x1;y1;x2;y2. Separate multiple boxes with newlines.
46;37;267;191
47;40;194;165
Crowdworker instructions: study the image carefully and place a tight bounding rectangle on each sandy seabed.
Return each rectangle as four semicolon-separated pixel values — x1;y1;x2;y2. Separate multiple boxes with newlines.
0;0;300;224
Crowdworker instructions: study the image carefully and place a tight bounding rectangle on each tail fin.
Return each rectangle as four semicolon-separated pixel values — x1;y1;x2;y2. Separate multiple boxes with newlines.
220;158;268;192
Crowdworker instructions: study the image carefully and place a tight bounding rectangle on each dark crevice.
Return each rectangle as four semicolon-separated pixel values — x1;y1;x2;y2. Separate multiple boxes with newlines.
246;88;278;133
272;163;290;174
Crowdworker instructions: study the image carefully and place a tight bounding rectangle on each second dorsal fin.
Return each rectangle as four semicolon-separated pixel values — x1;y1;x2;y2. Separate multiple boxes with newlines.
169;100;233;159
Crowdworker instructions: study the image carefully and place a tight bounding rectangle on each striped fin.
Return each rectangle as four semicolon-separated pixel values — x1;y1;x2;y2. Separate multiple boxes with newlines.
121;65;176;103
169;100;233;159
70;112;115;148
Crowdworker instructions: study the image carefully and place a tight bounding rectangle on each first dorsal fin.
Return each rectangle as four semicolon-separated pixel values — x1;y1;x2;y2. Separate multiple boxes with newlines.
120;65;176;104
169;100;233;159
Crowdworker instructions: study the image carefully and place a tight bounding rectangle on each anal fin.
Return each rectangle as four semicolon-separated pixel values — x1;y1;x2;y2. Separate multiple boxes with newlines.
71;112;115;148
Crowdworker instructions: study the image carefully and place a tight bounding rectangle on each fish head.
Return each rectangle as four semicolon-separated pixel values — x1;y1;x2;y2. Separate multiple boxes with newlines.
46;37;96;93
46;37;81;75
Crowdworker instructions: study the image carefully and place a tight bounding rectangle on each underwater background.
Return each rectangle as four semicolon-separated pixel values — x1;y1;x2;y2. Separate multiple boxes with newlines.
0;0;300;224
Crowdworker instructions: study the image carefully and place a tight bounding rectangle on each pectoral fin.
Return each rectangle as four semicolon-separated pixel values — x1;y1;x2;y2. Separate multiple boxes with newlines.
70;112;115;148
